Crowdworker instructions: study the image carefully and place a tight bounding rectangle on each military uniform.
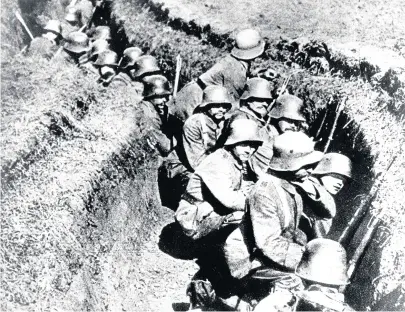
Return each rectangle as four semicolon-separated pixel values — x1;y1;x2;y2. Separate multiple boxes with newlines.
109;72;144;93
182;113;224;171
169;55;249;123
138;100;180;157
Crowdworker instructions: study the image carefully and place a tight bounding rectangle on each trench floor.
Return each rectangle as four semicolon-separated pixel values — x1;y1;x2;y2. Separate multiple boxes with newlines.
135;206;197;311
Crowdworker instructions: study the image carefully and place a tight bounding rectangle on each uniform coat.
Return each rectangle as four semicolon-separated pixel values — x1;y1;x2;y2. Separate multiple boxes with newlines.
182;112;224;171
224;174;305;279
109;72;144;93
138;100;182;157
176;148;256;240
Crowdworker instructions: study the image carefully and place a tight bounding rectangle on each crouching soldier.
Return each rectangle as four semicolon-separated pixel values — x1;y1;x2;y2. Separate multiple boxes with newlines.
27;20;62;60
221;77;277;177
138;75;182;157
176;119;263;310
59;31;90;65
169;28;266;123
157;85;232;210
301;153;352;239
222;132;324;310
93;50;118;87
293;238;355;311
110;47;144;92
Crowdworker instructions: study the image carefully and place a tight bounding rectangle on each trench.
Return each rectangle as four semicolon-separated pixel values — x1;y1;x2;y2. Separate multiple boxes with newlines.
8;0;404;311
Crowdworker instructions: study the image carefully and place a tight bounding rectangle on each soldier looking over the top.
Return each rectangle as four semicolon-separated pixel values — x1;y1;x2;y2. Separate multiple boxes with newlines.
63;7;83;37
169;28;266;123
87;25;111;43
182;85;232;172
27;20;63;60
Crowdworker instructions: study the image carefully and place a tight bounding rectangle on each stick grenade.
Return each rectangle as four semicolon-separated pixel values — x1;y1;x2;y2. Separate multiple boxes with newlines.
173;54;182;97
338;154;398;246
15;11;34;41
323;97;347;153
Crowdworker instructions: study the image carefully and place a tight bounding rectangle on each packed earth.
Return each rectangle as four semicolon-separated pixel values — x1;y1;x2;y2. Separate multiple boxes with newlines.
1;0;405;311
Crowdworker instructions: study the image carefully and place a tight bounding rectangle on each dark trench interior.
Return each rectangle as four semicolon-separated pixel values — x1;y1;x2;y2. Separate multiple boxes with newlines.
13;0;392;310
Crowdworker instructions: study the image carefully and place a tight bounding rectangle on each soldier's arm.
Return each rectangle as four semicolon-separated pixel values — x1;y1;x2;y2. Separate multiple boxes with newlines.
249;189;304;270
183;118;207;170
198;61;225;86
199;162;246;211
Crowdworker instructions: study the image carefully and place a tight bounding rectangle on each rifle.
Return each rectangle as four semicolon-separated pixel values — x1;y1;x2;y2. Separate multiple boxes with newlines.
264;74;291;126
173;54;182;97
323;97;346;153
15;11;34;40
338;154;398;246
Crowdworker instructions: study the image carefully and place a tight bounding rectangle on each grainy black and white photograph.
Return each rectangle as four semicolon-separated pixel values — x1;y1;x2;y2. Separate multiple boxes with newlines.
1;0;405;311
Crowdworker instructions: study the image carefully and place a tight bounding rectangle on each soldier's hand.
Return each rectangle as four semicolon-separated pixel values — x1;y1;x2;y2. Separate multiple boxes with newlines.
146;137;157;150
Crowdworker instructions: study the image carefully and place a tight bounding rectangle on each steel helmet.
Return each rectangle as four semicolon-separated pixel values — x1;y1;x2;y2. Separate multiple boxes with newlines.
240;77;273;101
63;31;89;54
268;131;323;172
224;119;263;146
94;50;119;67
197;85;232;110
296;238;349;286
231;29;266;61
119;47;144;69
269;94;306;122
312;153;352;179
89;39;110;59
132;55;161;79
89;26;112;42
44;20;62;36
65;6;81;24
143;75;172;99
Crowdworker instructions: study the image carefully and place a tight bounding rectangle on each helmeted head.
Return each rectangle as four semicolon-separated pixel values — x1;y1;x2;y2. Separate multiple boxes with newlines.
224;119;263;163
312;153;352;195
130;55;161;80
240;77;274;118
231;29;266;61
268;132;323;174
269;94;306;133
195;86;232;122
94;50;118;81
89;39;110;61
43;20;62;41
143;75;172;114
296;238;349;286
65;6;82;26
88;26;112;42
63;31;89;54
119;47;144;70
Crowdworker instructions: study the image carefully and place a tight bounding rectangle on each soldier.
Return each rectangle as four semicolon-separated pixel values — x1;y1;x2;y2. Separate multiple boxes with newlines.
220;77;276;176
299;153;352;239
87;25;111;43
93;50;118;86
138;75;181;157
74;0;94;26
59;31;90;65
63;7;82;37
182;85;232;172
109;47;144;92
26;20;62;60
293;238;354;311
169;28;266;123
222;132;324;309
268;94;308;134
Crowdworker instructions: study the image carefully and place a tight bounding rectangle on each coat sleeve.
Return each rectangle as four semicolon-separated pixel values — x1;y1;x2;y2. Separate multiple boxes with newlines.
199;161;246;211
304;177;336;218
199;61;225;86
183;118;207;170
249;185;304;270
